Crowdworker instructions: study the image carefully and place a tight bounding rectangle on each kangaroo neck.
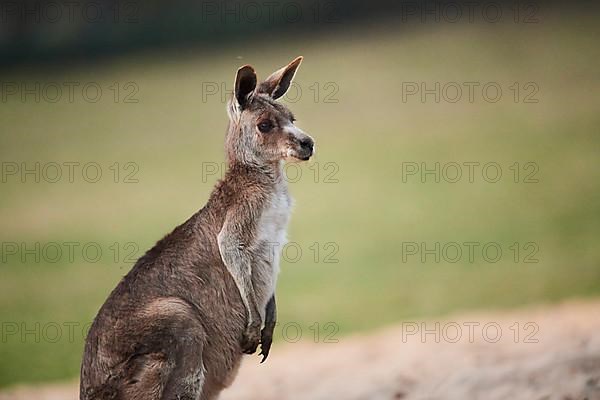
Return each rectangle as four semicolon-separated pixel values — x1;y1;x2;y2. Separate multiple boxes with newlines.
226;160;286;188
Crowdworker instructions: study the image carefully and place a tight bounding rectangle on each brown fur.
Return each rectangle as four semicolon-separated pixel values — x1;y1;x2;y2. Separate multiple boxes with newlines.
80;57;314;400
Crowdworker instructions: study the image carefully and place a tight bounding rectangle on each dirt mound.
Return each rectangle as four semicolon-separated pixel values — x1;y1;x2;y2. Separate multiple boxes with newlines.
2;300;599;400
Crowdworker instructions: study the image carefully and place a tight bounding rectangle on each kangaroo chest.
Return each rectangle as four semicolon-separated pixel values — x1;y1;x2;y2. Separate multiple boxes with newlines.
252;184;292;308
257;186;292;273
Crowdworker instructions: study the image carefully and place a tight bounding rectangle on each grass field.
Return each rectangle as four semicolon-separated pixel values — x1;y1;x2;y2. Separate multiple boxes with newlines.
1;13;599;387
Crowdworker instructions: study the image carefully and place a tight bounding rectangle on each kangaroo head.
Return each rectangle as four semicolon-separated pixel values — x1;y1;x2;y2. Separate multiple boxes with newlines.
226;56;315;166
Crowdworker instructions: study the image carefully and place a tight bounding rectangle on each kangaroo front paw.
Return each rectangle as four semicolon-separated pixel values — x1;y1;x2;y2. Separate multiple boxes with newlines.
241;324;261;354
259;326;273;363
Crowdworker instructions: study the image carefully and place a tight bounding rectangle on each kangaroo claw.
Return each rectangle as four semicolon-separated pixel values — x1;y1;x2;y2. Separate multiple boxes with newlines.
259;328;273;363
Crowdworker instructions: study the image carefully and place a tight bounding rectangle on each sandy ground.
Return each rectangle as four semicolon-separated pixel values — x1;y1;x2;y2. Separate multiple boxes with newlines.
2;299;599;400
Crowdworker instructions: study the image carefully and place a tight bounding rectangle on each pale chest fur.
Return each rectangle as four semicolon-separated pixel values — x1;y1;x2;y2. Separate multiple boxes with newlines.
252;180;293;310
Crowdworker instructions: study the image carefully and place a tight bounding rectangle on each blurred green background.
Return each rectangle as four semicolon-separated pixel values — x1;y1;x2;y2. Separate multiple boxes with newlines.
1;6;599;389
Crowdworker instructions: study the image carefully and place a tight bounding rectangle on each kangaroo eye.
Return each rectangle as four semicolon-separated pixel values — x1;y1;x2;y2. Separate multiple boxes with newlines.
257;120;274;133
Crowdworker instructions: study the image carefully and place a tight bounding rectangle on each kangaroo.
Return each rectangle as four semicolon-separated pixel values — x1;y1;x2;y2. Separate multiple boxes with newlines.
80;56;314;400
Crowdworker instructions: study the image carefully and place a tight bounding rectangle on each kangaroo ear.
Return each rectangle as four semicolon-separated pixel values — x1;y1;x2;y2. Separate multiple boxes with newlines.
258;56;303;100
234;65;257;108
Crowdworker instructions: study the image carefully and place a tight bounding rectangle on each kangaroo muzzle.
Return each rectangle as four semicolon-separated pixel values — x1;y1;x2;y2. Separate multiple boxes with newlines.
286;124;315;161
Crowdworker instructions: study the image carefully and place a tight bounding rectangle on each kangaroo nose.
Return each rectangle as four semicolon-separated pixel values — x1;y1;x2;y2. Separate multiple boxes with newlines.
299;137;314;152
